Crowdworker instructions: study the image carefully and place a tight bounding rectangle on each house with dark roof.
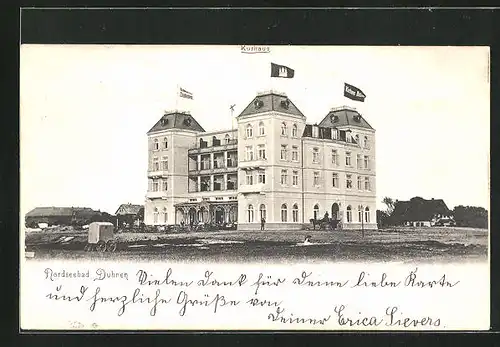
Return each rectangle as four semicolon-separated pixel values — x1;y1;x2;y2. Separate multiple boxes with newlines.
391;197;453;227
25;206;103;228
144;90;377;231
115;203;144;227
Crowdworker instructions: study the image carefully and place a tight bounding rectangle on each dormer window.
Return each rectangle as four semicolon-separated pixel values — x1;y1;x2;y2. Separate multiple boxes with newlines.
183;117;192;126
281;122;288;136
161;118;168;126
353;115;361;122
331;115;339;123
254;99;264;109
280;99;290;109
332;129;338;140
312;125;319;138
246;124;253;138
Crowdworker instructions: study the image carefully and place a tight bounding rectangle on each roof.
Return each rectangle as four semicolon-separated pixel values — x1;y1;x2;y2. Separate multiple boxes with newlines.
318;107;374;130
25;207;100;218
238;91;305;119
115;204;144;216
392;197;451;222
147;112;205;134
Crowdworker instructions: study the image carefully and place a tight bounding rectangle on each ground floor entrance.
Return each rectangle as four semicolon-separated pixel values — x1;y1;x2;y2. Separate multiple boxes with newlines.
175;201;238;227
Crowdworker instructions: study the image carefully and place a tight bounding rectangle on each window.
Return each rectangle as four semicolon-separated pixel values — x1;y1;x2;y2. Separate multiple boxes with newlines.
346;206;352;223
152;179;159;192
259;122;265;136
332;172;339;188
332;129;338;140
332;149;338;166
246;124;253;138
281;204;288;222
292;171;299;186
163;179;168;191
247;205;254;222
355;134;360;145
225;134;231;144
280;169;288;185
358;205;363;222
280;145;288;160
161;156;168;170
312;126;319;138
345;152;352;166
364;156;370;170
292;124;298;137
163;207;168;224
245;146;254;161
246;171;253;185
153;139;159;151
260;204;266;220
364;177;371;191
292;146;299;161
281;122;287;136
313;171;320;186
153;208;159;224
357;176;362;190
365;207;370;223
163;137;168;149
313;204;320;220
312;148;320;163
364;136;370;149
346;174;352;189
152;157;159;171
357;154;362;169
292;204;299;222
258;170;266;184
258;145;266;160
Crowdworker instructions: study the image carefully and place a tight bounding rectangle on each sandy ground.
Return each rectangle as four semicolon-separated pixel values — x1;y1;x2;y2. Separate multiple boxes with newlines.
24;226;488;263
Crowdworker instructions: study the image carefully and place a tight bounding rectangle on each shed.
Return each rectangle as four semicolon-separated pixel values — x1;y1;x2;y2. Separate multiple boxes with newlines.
88;222;114;244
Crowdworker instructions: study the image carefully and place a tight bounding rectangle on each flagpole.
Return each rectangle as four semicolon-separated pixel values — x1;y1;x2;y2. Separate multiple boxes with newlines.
175;84;179;111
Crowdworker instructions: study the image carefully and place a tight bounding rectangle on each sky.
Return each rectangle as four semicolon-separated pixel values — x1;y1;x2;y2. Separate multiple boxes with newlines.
20;45;490;215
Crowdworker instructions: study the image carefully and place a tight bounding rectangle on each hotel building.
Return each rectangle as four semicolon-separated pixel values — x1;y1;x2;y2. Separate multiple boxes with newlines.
144;91;377;230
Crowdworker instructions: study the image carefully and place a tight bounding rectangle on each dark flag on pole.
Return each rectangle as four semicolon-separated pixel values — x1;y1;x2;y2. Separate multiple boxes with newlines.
271;63;295;78
344;83;366;102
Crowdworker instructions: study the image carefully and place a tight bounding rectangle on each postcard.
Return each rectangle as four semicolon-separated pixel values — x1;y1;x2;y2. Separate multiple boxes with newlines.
20;44;490;331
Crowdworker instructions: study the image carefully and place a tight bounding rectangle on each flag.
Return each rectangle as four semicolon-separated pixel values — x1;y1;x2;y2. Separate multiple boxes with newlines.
179;87;193;99
344;83;366;102
271;63;294;78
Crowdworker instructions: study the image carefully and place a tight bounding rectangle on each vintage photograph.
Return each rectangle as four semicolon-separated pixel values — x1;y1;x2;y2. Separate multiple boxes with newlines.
21;45;489;264
19;44;491;331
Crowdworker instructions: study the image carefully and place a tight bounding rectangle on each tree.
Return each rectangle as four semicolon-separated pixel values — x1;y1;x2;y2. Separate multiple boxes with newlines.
453;205;488;229
382;197;395;215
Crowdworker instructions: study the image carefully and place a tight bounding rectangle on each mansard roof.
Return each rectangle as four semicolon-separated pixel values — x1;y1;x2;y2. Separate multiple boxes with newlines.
318;107;374;130
147;111;205;134
238;91;305;119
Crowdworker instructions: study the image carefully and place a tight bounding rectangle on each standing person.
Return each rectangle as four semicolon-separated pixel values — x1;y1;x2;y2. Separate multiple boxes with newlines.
261;217;266;231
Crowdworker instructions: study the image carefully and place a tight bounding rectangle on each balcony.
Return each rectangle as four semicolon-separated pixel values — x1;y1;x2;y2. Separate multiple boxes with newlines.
239;158;268;170
188;139;238;155
147;170;169;178
239;183;265;194
188;162;238;175
146;191;167;199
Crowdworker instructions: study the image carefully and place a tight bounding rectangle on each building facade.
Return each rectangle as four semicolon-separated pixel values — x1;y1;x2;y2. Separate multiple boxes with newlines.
144;91;377;230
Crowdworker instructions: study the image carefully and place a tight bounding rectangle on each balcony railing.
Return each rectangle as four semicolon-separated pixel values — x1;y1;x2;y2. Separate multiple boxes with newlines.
188;140;238;154
146;191;167;199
